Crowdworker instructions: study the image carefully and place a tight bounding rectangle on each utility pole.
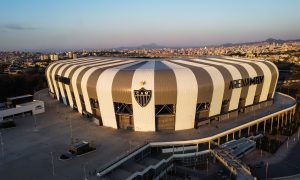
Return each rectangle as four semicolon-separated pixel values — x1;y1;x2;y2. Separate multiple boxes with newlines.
298;127;300;141
69;115;73;145
206;158;209;176
33;114;38;132
0;132;4;157
83;163;88;180
50;152;55;176
265;162;268;180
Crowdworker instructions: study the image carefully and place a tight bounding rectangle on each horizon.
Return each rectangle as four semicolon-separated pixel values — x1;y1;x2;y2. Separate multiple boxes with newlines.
1;0;300;51
0;37;298;53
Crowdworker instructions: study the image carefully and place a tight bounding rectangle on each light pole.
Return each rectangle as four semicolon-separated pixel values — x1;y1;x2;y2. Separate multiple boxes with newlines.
206;158;209;176
69;115;73;145
50;152;55;176
265;162;268;180
298;127;300;141
0;132;4;157
83;162;88;180
33;114;38;132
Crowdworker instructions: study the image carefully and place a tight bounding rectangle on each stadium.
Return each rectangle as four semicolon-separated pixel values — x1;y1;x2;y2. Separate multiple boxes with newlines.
46;57;279;132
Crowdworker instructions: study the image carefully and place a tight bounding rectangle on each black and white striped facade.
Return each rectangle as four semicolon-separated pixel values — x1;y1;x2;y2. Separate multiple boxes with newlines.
45;57;278;132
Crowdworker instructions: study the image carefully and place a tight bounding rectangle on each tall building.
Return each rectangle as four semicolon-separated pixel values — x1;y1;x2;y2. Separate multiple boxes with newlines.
50;54;59;61
40;54;49;61
67;52;77;59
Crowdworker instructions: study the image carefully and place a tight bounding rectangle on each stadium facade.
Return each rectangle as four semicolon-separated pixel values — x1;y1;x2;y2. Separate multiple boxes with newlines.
45;57;278;132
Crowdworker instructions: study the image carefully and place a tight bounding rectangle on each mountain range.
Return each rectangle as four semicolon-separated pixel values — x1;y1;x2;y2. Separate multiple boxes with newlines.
116;38;300;50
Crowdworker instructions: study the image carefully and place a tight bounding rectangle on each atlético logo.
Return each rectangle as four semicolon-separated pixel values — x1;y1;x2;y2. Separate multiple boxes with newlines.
134;88;152;107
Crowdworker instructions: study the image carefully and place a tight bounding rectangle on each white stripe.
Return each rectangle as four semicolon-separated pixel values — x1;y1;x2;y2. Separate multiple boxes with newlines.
225;57;272;102
57;59;112;105
46;63;58;93
163;61;198;130
64;60;115;108
227;56;278;98
97;62;141;129
208;57;257;106
72;60;123;113
53;59;106;103
131;61;155;131
171;60;224;117
81;60;136;114
47;58;92;94
51;63;66;100
192;58;242;110
57;64;71;104
47;60;72;93
55;59;98;104
263;61;279;98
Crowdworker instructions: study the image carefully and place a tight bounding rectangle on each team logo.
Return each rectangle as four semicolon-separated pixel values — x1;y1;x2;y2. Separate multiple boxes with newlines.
134;87;152;107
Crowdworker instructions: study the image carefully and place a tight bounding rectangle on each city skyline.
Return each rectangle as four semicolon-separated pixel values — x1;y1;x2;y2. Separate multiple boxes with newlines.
1;0;300;51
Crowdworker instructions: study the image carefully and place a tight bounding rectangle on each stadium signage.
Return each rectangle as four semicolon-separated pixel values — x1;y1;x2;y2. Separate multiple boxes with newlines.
134;88;152;107
229;76;264;89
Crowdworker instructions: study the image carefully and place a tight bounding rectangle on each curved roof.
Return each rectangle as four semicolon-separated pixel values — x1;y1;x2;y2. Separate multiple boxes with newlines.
46;57;278;119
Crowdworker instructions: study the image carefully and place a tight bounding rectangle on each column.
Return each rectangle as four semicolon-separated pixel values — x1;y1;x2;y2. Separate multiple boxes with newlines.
208;141;211;150
271;117;273;133
277;115;280;130
226;134;229;142
281;113;284;127
233;131;235;140
239;129;241;138
248;126;251;136
293;108;296;120
256;123;259;132
218;138;220;146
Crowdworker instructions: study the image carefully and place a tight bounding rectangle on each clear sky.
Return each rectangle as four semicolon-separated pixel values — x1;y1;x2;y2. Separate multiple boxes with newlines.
0;0;300;51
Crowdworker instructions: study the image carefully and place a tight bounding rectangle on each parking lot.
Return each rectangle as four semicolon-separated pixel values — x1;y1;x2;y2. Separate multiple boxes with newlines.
0;91;150;180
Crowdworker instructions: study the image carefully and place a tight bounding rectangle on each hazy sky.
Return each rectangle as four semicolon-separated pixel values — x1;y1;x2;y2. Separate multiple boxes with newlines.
1;0;300;51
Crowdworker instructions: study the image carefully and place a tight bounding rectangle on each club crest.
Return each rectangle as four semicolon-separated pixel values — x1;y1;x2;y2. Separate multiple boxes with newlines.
134;88;152;107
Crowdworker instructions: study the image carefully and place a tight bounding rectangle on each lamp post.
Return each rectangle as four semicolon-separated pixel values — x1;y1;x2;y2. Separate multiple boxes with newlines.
206;158;209;176
50;152;55;176
0;132;4;157
33;114;38;132
298;127;300;141
265;162;269;180
83;162;88;180
69;115;73;145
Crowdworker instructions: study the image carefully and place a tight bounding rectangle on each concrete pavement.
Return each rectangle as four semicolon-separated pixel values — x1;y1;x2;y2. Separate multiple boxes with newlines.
0;88;296;180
